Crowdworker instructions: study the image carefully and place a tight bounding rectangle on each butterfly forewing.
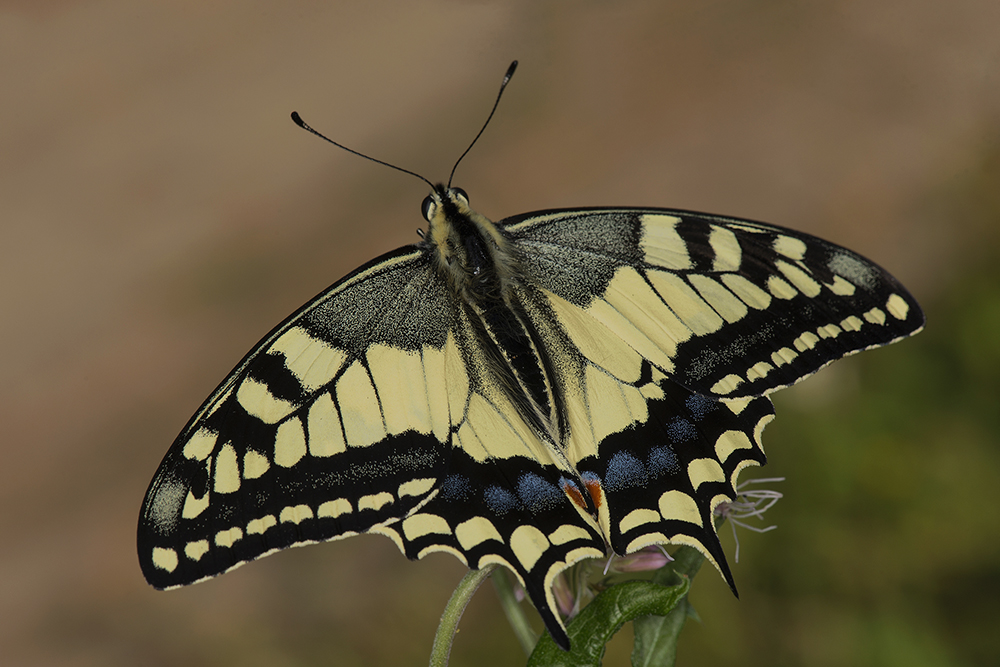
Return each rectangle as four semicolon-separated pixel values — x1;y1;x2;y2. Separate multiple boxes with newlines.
506;208;924;398
139;245;450;586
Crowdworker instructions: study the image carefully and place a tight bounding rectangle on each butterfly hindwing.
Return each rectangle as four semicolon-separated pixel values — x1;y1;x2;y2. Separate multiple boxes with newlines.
577;381;772;583
394;448;606;645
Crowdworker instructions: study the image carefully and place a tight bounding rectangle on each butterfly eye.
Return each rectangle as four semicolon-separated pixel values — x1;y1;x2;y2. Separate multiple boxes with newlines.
452;187;469;205
421;195;436;221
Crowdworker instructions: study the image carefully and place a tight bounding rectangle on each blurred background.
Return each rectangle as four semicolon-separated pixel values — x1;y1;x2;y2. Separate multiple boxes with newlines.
2;1;998;665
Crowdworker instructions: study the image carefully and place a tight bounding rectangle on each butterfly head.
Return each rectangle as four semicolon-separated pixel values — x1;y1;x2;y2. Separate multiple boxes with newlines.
421;184;470;223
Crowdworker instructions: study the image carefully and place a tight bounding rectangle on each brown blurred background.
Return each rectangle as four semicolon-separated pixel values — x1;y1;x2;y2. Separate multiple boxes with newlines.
3;2;999;665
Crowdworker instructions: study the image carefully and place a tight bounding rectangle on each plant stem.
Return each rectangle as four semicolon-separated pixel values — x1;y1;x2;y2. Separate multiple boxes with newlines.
428;564;497;667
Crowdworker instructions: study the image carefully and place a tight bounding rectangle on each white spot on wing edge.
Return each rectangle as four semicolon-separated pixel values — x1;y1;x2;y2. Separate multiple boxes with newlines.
398;477;437;498
243;450;270;479
817;323;842;339
709;225;741;272
318;498;352;518
455;516;503;550
639;214;692;270
183;428;217;461
840;315;864;332
181;489;209;519
247;515;277;535
184;540;209;561
510;524;550;571
771;347;798;367
236;377;297;424
773;235;807;260
793;331;820;352
619;508;660;534
864;307;887;325
358;492;393;512
711;374;743;395
886;293;910;320
745;361;774;382
775;260;821;297
548;524;592;545
687;458;726;490
657;490;703;527
401;513;451;540
280;505;314;524
215;527;243;548
213;444;240;493
151;547;178;572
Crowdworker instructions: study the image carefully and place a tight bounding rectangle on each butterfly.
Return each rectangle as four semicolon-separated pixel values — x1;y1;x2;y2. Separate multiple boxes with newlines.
138;62;924;651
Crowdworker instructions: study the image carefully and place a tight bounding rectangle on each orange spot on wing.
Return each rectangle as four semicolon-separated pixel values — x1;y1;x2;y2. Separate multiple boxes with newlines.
583;477;604;509
560;478;588;511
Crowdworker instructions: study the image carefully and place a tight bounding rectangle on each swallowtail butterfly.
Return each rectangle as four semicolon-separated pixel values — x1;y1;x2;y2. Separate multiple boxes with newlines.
138;62;924;650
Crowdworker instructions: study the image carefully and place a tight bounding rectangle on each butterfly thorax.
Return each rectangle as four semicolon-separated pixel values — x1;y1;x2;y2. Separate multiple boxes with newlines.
424;186;567;448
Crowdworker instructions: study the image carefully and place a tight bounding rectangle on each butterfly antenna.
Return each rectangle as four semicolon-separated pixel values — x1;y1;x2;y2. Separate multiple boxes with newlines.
290;112;435;190
447;60;518;188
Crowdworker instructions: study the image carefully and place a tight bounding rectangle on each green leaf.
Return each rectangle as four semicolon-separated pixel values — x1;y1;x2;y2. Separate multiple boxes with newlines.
630;545;706;666
631;597;691;667
526;579;690;667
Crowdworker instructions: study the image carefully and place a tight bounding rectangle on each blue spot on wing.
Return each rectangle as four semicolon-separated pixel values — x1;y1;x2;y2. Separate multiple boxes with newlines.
685;393;717;421
517;473;564;512
647;445;680;476
666;417;698;442
604;451;646;492
439;475;473;501
484;486;518;515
